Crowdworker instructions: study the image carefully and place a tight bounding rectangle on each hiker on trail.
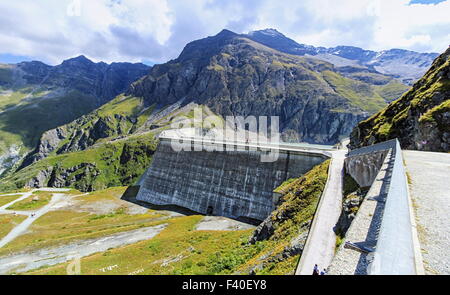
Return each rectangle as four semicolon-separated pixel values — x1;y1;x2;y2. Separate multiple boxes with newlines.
320;268;327;275
313;264;319;275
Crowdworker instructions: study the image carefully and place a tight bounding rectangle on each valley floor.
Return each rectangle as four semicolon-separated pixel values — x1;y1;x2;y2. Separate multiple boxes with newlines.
0;186;261;275
404;151;450;275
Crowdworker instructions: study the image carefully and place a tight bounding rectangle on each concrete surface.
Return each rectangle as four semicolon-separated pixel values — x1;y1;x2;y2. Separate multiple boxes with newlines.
195;216;255;231
404;150;450;275
296;151;346;275
137;138;327;221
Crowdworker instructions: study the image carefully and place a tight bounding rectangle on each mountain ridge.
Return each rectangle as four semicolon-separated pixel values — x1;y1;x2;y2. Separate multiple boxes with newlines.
0;56;149;175
0;28;427;191
245;28;438;85
350;47;450;152
128;29;409;144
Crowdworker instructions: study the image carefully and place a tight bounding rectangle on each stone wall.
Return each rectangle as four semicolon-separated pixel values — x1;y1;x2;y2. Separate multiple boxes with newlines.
136;139;327;221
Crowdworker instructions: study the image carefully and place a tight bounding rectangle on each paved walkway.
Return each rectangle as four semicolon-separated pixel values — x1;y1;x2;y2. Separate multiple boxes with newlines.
403;151;450;275
296;151;346;275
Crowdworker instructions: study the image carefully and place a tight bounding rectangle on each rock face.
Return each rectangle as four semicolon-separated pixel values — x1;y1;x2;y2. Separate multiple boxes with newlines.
246;29;438;85
21;105;141;167
136;138;326;221
129;29;396;145
334;188;367;238
350;47;450;152
344;151;388;188
3;56;149;103
46;56;149;106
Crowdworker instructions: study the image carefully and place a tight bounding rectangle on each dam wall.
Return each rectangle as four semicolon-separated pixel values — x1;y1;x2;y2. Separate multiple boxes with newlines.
136;138;327;221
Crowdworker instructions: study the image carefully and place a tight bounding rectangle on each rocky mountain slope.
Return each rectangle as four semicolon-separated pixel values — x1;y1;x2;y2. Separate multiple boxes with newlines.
0;92;209;191
129;29;408;145
0;57;149;175
1;28;426;192
350;47;450;152
246;29;438;85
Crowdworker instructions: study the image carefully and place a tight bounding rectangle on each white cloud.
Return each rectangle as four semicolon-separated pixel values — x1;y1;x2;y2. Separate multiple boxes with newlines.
0;0;448;65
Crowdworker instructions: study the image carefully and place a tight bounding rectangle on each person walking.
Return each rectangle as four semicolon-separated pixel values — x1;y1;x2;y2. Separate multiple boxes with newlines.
313;264;319;275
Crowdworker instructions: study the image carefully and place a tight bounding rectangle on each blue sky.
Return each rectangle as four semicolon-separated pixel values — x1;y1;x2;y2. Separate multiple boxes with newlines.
409;0;446;4
0;53;34;64
0;0;448;65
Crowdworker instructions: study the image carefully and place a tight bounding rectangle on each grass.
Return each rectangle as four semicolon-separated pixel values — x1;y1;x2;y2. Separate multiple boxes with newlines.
419;99;450;132
4;160;330;275
207;64;225;71
26;215;257;275
0;187;165;257
0;194;22;207
11;184;260;275
335;235;345;250
343;173;360;196
0;89;98;157
0;66;13;85
238;160;330;274
374;81;410;102
0;133;158;192
352;51;450;149
0;89;29;112
97;95;143;117
322;70;387;113
406;172;413;185
0;214;27;240
6;192;53;211
334;173;364;248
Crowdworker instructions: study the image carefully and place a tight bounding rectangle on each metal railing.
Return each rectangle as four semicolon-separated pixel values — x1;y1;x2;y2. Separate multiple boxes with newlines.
347;139;397;157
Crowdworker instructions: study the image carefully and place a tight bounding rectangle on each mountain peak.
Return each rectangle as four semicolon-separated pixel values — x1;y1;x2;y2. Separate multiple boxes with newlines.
61;55;94;66
245;28;317;56
177;29;239;62
248;28;285;37
215;29;238;38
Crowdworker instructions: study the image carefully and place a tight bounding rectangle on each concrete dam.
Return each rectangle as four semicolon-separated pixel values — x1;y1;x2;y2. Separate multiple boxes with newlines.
136;137;329;221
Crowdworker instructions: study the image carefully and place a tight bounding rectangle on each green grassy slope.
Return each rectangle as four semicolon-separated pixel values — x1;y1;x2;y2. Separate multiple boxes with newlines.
242;160;330;274
350;47;450;151
0;133;157;192
0;90;98;154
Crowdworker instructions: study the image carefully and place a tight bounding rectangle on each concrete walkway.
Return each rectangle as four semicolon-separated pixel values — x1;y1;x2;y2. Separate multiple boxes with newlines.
403;151;450;275
296;151;346;275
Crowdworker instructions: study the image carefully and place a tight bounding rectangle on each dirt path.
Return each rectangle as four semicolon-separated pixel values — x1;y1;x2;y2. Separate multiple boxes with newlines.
0;188;72;248
195;216;255;231
0;191;34;211
403;151;450;275
0;224;167;274
296;151;346;275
